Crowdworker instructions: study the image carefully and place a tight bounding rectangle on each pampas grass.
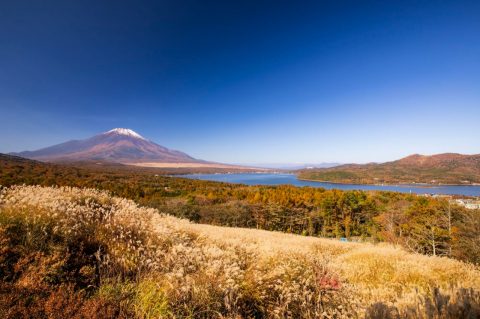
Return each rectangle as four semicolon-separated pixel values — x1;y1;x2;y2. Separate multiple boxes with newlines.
1;185;479;318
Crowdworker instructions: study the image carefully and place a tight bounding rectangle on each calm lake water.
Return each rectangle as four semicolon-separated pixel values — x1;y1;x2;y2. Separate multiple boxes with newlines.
182;173;480;196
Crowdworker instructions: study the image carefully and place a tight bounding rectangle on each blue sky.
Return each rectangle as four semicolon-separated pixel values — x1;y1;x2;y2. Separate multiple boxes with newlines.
1;0;479;164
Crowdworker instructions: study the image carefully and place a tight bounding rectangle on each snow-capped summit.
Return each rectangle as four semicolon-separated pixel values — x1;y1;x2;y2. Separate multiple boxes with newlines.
11;128;201;164
106;128;146;140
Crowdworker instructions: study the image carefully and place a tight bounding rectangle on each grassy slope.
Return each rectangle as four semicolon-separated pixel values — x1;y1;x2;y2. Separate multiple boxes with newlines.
1;185;479;318
298;153;480;185
184;223;480;297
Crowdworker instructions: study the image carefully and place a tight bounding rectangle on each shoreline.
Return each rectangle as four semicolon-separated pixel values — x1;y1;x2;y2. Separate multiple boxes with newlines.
179;173;480;196
176;172;479;187
296;177;480;187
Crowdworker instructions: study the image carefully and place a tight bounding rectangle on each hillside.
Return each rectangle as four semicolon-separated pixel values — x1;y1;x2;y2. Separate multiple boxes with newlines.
0;153;263;180
2;153;480;266
298;153;480;185
1;185;479;318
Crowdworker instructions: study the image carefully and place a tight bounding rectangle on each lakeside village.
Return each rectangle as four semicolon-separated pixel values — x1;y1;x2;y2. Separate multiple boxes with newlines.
423;194;480;210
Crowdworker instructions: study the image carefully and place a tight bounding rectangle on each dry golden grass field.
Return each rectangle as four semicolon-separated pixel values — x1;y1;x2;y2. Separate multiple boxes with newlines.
1;185;479;318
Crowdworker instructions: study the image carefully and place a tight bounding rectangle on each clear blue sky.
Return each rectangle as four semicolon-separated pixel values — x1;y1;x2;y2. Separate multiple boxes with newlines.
1;0;479;164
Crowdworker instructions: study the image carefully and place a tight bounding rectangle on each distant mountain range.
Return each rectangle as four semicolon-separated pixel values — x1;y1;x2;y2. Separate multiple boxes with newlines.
11;128;201;164
10;131;480;183
298;153;480;185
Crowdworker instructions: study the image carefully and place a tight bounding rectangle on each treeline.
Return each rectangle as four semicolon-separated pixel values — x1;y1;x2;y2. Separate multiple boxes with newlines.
158;185;478;262
1;154;479;264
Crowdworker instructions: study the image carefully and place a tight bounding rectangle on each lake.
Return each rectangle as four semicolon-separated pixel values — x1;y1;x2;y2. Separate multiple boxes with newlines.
182;173;480;196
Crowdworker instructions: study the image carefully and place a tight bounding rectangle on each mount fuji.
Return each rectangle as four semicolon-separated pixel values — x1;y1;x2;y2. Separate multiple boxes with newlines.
11;128;202;164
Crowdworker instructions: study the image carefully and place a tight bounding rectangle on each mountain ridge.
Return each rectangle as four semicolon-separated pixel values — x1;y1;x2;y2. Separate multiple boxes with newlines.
298;153;480;185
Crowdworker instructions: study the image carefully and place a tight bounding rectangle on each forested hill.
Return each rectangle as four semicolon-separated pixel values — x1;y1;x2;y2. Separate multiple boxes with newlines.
298;153;480;185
